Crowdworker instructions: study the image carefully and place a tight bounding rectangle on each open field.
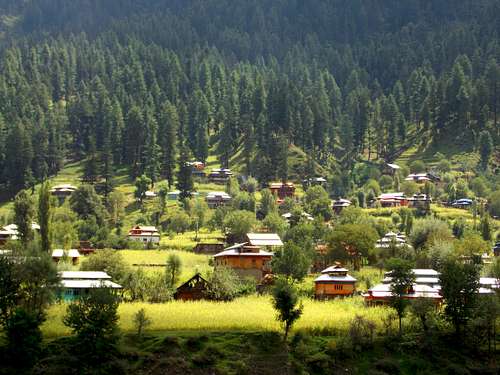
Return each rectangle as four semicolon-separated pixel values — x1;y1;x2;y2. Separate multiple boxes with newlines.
42;295;391;338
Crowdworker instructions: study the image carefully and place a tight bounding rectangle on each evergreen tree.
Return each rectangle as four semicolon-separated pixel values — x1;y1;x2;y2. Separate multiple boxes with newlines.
83;136;99;184
38;182;52;253
478;130;493;170
176;147;193;201
158;101;178;188
14;190;35;246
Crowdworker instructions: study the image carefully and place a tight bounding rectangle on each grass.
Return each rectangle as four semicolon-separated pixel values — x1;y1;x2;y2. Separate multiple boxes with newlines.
41;295;391;338
159;229;224;250
119;249;212;281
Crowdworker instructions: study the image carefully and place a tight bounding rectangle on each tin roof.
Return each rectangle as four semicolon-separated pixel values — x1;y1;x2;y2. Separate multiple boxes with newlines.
314;274;357;283
246;233;283;247
59;271;112;280
61;279;122;289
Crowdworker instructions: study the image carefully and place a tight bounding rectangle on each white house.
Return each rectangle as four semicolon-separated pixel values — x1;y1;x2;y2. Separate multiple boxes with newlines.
127;225;161;244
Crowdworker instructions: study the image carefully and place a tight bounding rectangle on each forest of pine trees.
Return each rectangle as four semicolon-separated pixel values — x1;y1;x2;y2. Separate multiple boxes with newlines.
0;0;497;193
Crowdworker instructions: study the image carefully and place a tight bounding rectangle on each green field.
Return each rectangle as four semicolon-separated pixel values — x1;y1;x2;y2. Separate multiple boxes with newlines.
42;295;391;338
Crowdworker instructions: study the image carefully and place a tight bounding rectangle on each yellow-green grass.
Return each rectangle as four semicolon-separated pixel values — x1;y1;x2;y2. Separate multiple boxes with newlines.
119;249;212;281
159;230;224;250
41;295;391;338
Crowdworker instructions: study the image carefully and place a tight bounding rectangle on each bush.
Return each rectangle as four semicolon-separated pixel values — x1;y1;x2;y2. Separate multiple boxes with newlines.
206;267;241;301
409;217;453;250
168;210;191;233
410;160;426;173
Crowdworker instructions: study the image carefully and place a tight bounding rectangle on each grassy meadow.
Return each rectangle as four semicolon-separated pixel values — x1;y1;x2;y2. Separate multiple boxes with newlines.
42;295;391;338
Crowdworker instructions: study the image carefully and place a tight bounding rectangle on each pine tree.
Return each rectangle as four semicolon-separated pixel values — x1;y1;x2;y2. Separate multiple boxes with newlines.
14;190;34;246
478;130;493;170
38;182;52;253
158;101;178;188
176;146;194;201
83;136;99;184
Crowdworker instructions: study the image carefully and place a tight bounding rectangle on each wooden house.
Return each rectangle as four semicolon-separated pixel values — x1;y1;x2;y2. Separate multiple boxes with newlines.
192;243;225;255
246;233;283;249
405;172;440;184
214;243;273;280
208;168;233;184
51;249;82;265
50;184;77;201
174;273;209;301
127;225;160;244
206;191;232;208
314;264;357;299
332;198;352;214
58;271;122;301
303;177;327;189
78;240;95;256
269;182;295;201
408;193;432;211
375;192;408;208
188;161;206;178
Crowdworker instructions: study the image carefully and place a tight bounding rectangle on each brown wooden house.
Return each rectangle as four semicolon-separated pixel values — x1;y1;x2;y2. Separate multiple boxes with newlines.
314;264;357;299
174;273;209;301
269;182;295;201
214;243;273;280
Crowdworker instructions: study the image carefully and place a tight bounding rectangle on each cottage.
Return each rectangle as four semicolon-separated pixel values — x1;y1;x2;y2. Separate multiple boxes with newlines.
0;223;40;244
269;182;295;201
192;243;225;255
375;192;408;207
51;249;82;265
332;198;352;213
127;225;160;244
58;271;122;301
375;231;411;249
451;198;473;209
303;177;327;189
208;168;233;183
314;265;357;299
206;191;232;208
78;240;95;256
174;273;209;301
214;243;273;280
50;184;77;200
51;249;64;262
408;193;432;211
188;161;206;178
494;242;500;257
364;268;497;305
281;212;313;223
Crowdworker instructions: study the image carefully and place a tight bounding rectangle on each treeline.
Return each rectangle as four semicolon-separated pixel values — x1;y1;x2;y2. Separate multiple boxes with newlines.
0;1;498;191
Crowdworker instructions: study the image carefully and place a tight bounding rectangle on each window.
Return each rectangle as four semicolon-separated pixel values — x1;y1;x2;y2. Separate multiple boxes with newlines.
334;284;343;290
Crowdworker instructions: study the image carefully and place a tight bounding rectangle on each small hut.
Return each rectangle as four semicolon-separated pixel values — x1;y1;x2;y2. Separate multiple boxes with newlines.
314;264;357;299
174;273;209;301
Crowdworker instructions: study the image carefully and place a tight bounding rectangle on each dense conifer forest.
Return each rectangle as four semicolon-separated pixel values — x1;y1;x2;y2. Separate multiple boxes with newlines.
0;0;497;191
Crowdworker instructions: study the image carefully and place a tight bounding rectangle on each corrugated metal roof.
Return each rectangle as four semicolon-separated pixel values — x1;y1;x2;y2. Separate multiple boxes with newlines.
315;274;357;283
59;271;111;280
246;233;283;246
214;248;274;258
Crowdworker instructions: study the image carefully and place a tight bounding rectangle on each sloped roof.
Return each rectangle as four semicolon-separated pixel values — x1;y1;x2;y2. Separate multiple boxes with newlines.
315;274;357;283
59;271;112;280
52;249;64;257
67;249;81;258
246;233;283;246
214;247;273;258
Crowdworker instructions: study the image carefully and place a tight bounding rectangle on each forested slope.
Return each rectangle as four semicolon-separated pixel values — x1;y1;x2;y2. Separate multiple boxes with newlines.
0;0;498;194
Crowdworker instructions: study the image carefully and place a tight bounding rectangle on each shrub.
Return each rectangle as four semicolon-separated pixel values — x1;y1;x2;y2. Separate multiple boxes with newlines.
410;160;426;173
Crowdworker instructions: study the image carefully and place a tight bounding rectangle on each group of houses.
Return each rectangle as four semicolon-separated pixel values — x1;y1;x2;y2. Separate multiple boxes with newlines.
0;223;40;244
363;269;499;305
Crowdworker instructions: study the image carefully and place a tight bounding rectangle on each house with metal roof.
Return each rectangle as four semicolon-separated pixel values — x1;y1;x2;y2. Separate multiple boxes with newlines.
127;225;160;245
206;191;232;208
214;243;273;280
314;264;357;299
58;271;121;301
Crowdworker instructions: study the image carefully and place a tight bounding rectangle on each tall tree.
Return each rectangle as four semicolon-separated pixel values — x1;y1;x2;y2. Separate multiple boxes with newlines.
38;182;52;253
14;190;35;246
176;146;194;201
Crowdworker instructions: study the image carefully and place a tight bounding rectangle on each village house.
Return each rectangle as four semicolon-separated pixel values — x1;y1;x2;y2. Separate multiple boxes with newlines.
303;177;327;189
408;193;432;211
214;243;274;280
314;264;357;299
188;161;206;178
281;211;313;223
374;192;408;208
385;163;401;175
405;172;440;184
332;198;352;213
364;268;498;305
451;198;473;209
78;240;95;256
127;225;160;245
174;273;210;301
51;249;81;265
208;168;233;184
58;271;122;301
269;182;295;202
375;231;411;249
0;223;41;245
206;191;232;208
50;184;77;201
494;242;500;257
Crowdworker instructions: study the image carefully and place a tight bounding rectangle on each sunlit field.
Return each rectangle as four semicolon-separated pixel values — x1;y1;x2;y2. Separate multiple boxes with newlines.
42;296;391;338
